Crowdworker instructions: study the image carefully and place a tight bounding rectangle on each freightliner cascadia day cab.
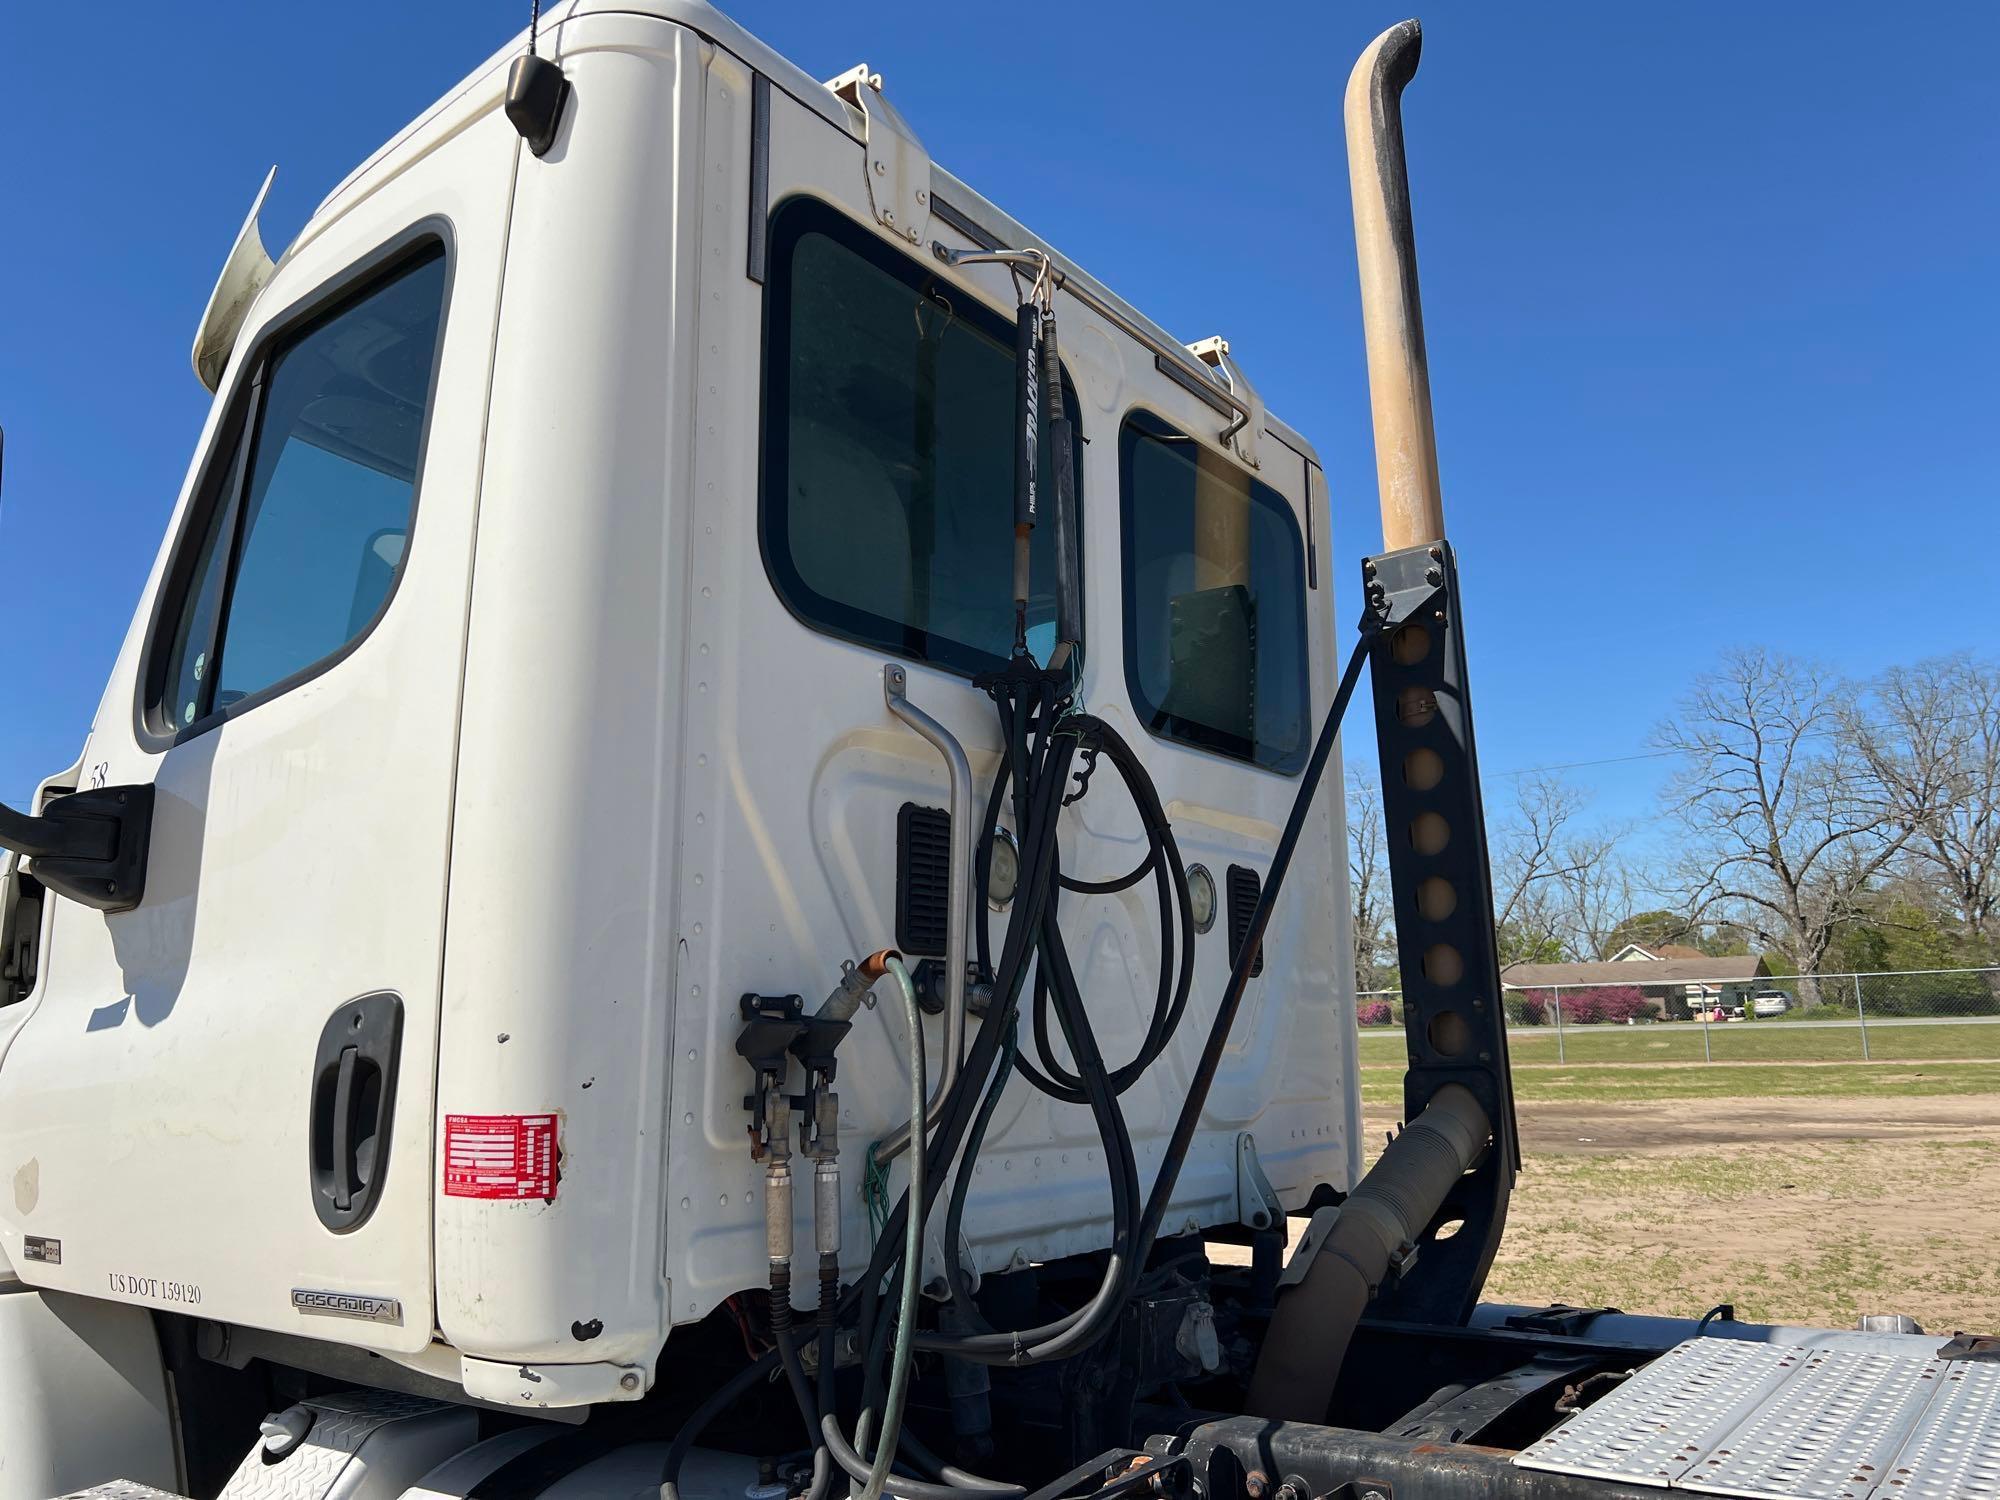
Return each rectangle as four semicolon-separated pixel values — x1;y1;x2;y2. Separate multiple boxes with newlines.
1;6;1990;1500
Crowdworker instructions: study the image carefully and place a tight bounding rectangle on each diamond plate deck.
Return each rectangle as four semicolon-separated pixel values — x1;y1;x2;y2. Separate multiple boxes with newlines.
1517;1339;2000;1500
1679;1349;1943;1500
1515;1339;1808;1486
215;1390;448;1500
1869;1358;2000;1500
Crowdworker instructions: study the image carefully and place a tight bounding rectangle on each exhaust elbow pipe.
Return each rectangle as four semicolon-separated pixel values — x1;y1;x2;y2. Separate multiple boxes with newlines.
1345;20;1445;552
1244;1084;1491;1424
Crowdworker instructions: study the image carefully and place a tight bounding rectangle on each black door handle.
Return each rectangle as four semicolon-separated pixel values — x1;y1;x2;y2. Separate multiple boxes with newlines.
310;993;403;1233
331;1046;358;1212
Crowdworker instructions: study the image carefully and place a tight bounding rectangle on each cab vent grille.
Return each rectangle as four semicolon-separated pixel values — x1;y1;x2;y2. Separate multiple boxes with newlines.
897;803;952;957
1227;864;1265;978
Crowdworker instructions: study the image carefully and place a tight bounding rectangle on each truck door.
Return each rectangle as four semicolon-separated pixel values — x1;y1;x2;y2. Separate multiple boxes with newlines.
0;113;513;1352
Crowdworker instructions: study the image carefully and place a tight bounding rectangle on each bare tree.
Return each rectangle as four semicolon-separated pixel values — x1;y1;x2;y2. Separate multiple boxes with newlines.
1347;772;1394;993
1552;831;1641;961
1489;771;1574;963
1488;771;1637;963
1849;654;2000;952
1656;648;1912;993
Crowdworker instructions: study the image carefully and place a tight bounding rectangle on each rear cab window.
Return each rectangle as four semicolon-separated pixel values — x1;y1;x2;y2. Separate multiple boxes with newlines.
1120;410;1310;772
760;197;1081;674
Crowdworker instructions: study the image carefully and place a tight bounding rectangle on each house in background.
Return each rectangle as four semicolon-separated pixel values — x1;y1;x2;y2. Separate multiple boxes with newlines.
1606;941;1706;964
1502;946;1772;1020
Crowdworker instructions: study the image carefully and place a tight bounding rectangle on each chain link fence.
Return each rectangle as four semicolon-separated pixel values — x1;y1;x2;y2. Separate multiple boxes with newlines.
1355;967;2000;1063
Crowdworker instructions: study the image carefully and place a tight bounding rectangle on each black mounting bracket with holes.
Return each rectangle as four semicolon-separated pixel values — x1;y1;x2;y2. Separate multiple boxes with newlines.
1360;540;1519;1325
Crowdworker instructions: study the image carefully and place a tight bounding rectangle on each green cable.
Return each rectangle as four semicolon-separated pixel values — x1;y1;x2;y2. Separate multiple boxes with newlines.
863;1144;890;1248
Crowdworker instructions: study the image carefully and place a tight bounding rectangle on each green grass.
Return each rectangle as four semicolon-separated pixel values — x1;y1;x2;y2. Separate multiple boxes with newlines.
1359;1059;2000;1111
1357;1018;2000;1066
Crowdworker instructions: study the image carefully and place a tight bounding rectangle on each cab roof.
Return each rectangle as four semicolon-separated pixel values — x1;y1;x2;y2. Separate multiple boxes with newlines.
311;0;1321;469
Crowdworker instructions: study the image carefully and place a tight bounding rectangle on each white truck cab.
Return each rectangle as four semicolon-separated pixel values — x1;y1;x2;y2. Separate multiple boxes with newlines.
6;9;1977;1500
1;0;1352;1450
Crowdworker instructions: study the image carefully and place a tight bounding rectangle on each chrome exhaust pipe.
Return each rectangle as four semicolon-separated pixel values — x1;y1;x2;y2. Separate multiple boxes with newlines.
1345;20;1445;552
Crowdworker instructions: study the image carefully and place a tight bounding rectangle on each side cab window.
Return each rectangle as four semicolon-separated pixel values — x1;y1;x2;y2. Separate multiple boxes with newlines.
1119;410;1311;773
143;245;449;739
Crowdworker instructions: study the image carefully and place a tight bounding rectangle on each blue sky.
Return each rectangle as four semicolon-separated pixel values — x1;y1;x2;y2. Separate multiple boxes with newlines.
4;2;1995;855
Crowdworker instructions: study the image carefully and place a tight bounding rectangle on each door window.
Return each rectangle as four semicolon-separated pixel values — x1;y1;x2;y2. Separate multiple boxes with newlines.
151;246;448;733
1120;411;1309;772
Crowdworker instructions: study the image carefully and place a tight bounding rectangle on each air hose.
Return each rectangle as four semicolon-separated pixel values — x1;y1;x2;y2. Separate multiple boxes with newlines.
860;956;928;1500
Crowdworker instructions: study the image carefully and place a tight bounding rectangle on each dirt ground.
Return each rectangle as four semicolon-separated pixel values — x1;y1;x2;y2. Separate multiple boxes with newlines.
1347;1092;2000;1332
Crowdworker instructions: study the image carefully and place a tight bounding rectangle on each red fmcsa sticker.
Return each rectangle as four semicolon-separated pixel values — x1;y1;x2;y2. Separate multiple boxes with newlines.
444;1114;560;1199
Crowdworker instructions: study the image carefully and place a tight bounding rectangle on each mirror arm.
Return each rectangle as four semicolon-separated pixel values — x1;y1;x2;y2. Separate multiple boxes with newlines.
0;786;155;913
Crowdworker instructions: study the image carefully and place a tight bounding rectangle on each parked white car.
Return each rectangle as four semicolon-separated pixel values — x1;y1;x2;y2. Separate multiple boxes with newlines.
1752;991;1792;1018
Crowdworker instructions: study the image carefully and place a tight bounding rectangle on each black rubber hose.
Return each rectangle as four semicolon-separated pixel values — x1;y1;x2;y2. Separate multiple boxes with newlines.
940;1018;1018;1314
939;908;1144;1353
914;705;1145;1362
1057;837;1156;895
1090;720;1198;1078
1017;718;1194;1102
896;1425;1020;1493
659;1347;781;1493
769;1263;824;1458
817;1257;838;1421
865;682;1141;1370
972;738;1012;976
918;893;1140;1362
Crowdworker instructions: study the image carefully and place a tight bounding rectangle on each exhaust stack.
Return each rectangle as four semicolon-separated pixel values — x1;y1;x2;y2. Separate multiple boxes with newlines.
1345;20;1444;551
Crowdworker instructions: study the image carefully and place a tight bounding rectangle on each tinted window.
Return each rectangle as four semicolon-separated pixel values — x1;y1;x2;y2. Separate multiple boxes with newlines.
155;248;447;731
1121;412;1309;772
762;199;1080;674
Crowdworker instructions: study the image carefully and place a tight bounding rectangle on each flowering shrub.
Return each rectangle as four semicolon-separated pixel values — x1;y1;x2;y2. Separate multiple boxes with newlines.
1358;1000;1394;1027
1556;985;1653;1025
